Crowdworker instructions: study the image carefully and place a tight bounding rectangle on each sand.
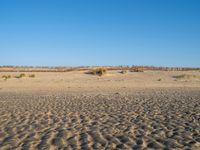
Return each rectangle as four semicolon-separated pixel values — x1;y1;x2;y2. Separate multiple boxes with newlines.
0;70;200;93
0;70;200;149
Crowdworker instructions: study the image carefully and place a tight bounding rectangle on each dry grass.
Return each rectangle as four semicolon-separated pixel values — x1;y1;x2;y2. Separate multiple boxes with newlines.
119;70;127;74
15;73;26;79
2;75;11;80
173;74;200;80
2;73;36;80
157;78;162;81
29;74;35;78
129;68;144;72
88;68;107;76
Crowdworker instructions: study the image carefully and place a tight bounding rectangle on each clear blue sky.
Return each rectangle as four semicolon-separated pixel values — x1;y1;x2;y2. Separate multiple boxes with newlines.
0;0;199;67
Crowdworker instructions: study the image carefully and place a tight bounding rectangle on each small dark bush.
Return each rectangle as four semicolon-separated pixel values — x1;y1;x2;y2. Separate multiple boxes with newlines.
89;68;107;76
2;75;11;80
119;70;127;74
157;78;162;81
20;73;25;77
15;73;26;79
29;74;35;78
129;68;144;72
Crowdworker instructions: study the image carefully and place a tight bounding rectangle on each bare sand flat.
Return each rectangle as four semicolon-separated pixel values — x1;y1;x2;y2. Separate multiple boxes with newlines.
0;71;200;149
0;70;200;93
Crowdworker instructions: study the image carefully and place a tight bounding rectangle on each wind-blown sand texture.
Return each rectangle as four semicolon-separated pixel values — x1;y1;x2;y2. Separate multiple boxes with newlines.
0;71;200;149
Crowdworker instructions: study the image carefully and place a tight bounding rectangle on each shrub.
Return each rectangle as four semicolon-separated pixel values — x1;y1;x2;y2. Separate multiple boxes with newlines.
19;73;25;77
15;73;26;79
119;70;127;74
29;74;35;78
157;78;162;81
129;68;144;72
89;68;107;76
2;75;11;80
14;75;20;79
173;74;200;79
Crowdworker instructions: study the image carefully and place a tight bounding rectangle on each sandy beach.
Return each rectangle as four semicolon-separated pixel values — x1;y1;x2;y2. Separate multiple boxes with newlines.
0;70;200;149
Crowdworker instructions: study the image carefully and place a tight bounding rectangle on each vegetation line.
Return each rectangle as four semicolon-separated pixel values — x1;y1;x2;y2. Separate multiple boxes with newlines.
0;66;199;72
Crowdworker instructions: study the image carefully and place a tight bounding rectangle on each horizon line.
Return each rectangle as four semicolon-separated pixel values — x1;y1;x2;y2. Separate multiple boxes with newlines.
0;65;199;69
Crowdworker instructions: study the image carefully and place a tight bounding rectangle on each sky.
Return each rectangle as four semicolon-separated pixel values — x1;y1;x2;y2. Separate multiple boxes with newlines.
0;0;200;67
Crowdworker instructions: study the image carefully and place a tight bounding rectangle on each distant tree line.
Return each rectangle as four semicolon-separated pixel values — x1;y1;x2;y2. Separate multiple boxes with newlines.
0;65;199;72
